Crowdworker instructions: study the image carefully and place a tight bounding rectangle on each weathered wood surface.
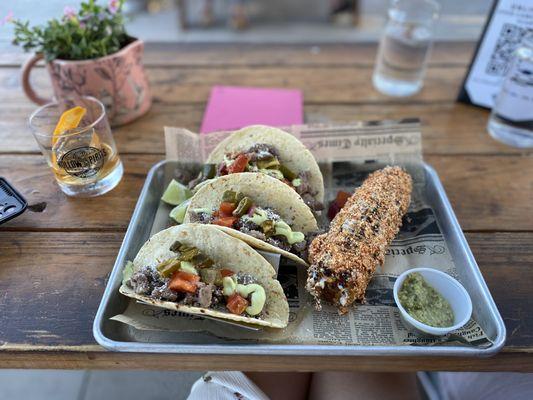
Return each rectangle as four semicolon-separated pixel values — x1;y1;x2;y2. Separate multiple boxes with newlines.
1;352;532;372
0;64;468;105
1;103;529;156
0;42;475;67
0;232;531;370
1;42;533;371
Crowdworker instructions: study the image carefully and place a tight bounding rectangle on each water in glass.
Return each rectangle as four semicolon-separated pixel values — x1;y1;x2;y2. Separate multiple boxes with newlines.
488;32;533;148
373;0;439;97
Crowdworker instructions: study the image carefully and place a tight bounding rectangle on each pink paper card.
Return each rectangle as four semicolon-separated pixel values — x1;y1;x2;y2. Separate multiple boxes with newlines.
200;85;303;133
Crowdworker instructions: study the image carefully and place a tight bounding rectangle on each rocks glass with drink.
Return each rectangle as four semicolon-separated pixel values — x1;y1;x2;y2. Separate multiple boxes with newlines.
488;32;533;148
373;0;439;97
29;96;123;197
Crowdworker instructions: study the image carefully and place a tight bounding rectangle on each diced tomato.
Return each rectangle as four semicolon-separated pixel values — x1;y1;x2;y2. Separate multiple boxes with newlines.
335;190;351;208
228;154;249;174
219;201;236;217
220;269;234;278
327;201;341;220
226;293;249;315
213;216;238;228
169;271;200;293
328;191;352;220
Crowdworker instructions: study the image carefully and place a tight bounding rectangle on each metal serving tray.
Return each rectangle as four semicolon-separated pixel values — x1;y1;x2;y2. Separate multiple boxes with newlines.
93;160;506;356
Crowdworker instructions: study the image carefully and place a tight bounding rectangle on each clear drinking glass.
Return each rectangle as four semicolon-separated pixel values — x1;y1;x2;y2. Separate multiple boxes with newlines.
29;96;123;197
487;32;533;148
373;0;440;97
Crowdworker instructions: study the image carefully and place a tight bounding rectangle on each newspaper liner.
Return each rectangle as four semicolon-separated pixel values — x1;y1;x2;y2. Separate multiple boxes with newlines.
112;120;492;348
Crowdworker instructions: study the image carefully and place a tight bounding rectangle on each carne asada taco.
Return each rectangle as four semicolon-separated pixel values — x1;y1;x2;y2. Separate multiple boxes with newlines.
184;172;319;266
188;125;324;212
120;224;289;328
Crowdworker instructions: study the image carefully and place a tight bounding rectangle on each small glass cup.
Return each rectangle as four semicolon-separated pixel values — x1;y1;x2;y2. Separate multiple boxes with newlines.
373;0;440;97
29;96;123;197
488;32;533;148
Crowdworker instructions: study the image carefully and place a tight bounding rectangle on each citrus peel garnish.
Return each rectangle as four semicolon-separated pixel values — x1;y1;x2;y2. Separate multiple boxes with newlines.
52;106;87;145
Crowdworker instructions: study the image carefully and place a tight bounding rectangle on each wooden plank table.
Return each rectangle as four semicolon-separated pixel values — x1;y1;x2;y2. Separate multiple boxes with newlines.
1;42;532;371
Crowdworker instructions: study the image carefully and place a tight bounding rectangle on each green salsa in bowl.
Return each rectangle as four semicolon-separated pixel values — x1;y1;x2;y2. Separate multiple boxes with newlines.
393;268;472;336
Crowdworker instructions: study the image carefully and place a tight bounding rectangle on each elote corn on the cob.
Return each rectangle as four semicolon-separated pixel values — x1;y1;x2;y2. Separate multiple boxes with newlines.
306;166;412;314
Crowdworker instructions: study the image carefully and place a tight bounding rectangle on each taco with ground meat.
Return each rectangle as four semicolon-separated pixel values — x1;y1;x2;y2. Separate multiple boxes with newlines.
188;125;324;212
183;172;320;266
120;223;289;328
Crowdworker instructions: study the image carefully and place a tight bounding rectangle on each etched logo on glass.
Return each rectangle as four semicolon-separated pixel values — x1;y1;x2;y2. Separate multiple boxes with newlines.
58;146;107;178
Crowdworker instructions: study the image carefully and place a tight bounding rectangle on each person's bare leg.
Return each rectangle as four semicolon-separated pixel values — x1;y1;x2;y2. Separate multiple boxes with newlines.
309;372;421;400
245;372;312;400
352;0;360;26
175;0;188;30
201;0;214;27
230;0;248;30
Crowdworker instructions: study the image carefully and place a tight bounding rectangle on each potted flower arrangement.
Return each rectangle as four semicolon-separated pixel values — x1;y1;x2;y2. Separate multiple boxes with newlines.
11;0;151;126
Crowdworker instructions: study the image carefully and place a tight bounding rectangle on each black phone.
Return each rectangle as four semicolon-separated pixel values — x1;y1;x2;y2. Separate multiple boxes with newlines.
0;177;27;225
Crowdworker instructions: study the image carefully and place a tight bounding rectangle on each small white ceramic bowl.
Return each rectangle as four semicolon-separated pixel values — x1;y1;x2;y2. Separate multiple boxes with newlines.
393;267;473;336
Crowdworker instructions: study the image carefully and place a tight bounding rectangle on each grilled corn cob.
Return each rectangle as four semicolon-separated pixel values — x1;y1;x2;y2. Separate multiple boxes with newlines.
306;166;412;314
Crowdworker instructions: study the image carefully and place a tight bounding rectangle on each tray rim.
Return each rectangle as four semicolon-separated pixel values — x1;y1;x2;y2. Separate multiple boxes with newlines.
93;160;506;357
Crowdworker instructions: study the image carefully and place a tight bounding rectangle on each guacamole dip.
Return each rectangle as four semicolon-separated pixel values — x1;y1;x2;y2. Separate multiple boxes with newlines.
398;272;454;328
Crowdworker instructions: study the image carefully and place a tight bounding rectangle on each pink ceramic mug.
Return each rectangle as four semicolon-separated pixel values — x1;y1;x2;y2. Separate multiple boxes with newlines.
22;38;152;126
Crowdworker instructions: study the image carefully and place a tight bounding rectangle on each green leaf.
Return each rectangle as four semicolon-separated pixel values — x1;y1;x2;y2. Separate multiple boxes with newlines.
10;0;129;60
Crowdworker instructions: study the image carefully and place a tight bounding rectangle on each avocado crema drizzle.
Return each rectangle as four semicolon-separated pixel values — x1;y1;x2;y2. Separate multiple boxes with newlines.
126;241;267;318
190;189;307;254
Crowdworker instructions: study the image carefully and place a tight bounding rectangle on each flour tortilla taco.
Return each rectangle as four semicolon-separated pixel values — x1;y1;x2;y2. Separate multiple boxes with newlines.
184;172;320;266
120;224;289;328
188;125;324;212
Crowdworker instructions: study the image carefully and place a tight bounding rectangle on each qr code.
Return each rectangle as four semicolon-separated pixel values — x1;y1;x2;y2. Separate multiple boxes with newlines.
486;23;528;76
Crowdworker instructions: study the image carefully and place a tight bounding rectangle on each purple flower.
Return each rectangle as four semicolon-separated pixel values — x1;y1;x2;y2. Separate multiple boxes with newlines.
63;6;76;19
108;0;120;14
1;11;14;26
